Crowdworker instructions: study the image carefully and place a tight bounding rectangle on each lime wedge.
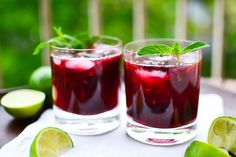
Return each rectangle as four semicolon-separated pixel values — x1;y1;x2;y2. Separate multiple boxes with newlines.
185;141;230;157
30;127;74;157
208;116;236;155
0;89;45;118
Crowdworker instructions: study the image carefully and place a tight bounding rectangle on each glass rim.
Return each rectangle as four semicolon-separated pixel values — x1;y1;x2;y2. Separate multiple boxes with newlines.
123;38;202;66
124;38;195;53
51;35;122;51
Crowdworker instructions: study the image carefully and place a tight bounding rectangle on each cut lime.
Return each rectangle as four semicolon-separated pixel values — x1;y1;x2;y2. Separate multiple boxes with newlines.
208;116;236;155
184;141;230;157
0;89;45;118
30;127;74;157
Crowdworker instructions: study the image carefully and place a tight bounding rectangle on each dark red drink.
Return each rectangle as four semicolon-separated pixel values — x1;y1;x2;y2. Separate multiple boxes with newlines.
125;59;201;128
51;44;121;115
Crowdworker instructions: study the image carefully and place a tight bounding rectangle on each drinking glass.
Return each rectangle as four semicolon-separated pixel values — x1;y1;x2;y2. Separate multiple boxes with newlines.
51;36;122;135
124;39;202;145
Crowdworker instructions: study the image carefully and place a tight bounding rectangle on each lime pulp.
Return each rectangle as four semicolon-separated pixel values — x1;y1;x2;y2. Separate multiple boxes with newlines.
0;89;45;118
30;127;73;157
208;116;236;156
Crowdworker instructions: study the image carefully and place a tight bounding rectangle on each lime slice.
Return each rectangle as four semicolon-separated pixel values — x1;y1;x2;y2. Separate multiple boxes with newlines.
184;141;230;157
30;127;74;157
0;89;45;118
208;116;236;155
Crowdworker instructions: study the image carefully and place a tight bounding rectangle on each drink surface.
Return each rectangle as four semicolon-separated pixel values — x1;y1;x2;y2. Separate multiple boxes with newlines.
51;44;121;115
124;55;201;128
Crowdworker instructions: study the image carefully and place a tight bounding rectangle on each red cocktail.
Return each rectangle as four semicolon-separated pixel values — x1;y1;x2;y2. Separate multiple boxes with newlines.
124;39;202;145
125;59;201;128
51;36;122;135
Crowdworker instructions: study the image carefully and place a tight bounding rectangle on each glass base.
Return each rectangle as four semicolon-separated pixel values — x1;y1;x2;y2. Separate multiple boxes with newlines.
54;106;120;135
126;116;197;145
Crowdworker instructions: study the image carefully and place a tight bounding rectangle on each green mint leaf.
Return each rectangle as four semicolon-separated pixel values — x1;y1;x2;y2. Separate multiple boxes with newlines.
33;38;66;55
85;36;100;48
53;27;63;37
48;38;66;47
136;41;209;65
91;36;99;43
137;44;172;56
33;27;100;55
63;34;83;48
171;42;181;55
76;32;90;39
76;32;99;48
33;41;49;55
181;41;209;54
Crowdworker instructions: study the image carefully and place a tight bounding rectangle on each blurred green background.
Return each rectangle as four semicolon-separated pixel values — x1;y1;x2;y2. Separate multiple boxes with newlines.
0;0;236;88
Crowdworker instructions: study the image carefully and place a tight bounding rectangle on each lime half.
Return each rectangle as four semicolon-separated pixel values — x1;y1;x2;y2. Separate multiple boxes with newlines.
30;127;74;157
208;116;236;155
29;66;51;95
185;141;230;157
0;89;45;118
29;66;52;108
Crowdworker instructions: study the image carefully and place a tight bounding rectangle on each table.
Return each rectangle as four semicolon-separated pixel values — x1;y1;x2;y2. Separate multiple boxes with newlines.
1;82;236;148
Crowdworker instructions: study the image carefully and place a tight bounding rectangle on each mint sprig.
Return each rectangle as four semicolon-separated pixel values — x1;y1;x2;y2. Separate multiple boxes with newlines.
33;27;99;55
181;41;209;53
137;41;209;57
137;44;172;56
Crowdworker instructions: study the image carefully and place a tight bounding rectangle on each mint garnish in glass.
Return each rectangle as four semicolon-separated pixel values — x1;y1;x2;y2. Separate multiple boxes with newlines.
33;27;99;55
137;41;209;63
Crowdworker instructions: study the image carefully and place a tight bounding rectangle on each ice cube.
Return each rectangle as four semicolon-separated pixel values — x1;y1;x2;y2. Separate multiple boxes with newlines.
53;58;62;65
65;59;95;71
149;56;178;66
133;55;178;66
76;51;106;58
137;69;167;78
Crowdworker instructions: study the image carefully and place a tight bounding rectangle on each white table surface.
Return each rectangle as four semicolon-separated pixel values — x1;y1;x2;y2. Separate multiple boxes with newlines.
0;94;224;157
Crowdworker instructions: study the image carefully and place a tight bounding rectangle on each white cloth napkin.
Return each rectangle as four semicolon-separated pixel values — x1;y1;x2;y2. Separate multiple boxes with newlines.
0;94;224;157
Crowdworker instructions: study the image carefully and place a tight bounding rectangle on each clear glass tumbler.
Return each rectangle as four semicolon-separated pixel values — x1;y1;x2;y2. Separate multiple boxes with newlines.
51;36;122;135
124;39;202;145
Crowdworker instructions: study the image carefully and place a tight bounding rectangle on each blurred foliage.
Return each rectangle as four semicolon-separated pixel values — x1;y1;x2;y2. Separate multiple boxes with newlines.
187;0;213;77
0;0;236;88
146;0;176;38
224;0;236;78
101;0;132;44
0;0;41;88
52;0;88;35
